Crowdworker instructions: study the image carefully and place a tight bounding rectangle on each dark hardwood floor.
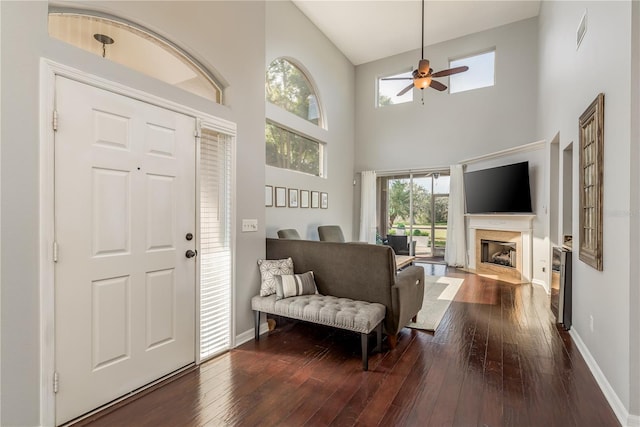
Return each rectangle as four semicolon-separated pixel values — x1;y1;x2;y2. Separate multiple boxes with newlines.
78;268;620;427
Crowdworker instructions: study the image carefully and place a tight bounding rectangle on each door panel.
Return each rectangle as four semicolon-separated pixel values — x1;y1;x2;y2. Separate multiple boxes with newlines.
54;77;196;425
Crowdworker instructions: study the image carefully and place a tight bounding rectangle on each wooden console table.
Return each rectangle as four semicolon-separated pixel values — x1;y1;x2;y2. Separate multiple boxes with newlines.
396;255;415;270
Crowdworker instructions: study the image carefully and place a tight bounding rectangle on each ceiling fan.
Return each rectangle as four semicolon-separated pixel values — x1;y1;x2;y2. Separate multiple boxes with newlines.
383;0;469;97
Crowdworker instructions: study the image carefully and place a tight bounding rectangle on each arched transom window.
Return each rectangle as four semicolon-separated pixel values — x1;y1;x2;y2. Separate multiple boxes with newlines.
266;58;322;126
48;11;222;103
265;58;325;176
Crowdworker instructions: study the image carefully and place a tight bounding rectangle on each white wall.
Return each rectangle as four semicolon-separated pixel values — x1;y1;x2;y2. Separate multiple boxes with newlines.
631;1;640;419
537;1;636;423
354;17;539;173
265;1;355;241
1;1;266;425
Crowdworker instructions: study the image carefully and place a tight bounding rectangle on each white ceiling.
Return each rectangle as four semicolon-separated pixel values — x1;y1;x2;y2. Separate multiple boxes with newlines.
291;1;541;65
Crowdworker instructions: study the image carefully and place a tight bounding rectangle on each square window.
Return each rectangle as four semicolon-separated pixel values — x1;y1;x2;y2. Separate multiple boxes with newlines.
378;70;413;106
449;50;495;94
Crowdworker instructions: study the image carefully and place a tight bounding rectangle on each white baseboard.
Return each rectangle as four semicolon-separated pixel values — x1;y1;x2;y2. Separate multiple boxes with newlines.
531;278;549;293
569;328;639;426
234;322;269;347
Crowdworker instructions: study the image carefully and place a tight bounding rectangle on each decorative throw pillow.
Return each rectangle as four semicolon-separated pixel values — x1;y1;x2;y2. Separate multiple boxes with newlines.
274;271;318;300
258;258;293;296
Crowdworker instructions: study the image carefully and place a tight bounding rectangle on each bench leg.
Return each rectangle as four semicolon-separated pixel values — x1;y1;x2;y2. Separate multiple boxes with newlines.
388;334;398;349
361;333;369;371
254;311;261;341
375;322;383;353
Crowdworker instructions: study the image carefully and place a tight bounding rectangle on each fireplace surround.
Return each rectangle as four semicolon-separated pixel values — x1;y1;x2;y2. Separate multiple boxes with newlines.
466;214;535;283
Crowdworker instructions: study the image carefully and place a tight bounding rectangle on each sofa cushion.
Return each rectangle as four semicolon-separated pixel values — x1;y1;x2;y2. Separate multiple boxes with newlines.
275;271;317;300
251;294;385;334
258;257;293;296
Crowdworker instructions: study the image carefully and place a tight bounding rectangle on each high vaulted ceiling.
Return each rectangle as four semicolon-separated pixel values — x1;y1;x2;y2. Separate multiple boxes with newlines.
291;1;541;65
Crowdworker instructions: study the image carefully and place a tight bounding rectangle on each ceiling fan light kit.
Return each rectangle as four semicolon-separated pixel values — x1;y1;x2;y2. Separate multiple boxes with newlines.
382;0;469;99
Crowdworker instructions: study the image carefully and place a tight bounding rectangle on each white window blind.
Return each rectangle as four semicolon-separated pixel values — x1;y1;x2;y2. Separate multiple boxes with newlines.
199;128;232;361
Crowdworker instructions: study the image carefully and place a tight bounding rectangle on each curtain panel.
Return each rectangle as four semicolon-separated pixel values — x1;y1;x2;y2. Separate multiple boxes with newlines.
359;171;377;244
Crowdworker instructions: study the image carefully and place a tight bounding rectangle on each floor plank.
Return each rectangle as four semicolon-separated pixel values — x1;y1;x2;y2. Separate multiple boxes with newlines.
77;268;620;427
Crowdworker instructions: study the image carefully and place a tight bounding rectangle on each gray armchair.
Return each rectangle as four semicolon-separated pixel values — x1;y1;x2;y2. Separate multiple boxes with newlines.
277;229;301;239
318;225;345;242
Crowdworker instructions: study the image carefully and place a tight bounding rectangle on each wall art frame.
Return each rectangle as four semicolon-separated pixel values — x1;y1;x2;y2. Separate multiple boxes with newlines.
288;188;298;208
578;92;604;271
320;192;328;209
300;190;309;208
275;186;287;207
265;185;273;207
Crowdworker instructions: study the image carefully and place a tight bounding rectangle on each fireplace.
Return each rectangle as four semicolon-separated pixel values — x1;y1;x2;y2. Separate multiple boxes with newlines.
466;214;535;283
481;239;517;268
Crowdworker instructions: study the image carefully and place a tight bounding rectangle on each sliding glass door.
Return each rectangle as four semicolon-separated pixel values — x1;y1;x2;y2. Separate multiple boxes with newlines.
378;171;450;259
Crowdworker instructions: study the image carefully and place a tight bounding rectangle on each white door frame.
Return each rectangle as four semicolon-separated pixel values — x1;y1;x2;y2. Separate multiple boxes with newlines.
39;59;236;426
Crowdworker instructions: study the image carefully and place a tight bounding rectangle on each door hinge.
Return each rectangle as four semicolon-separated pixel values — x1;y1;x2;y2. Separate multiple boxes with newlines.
53;241;58;263
53;371;59;393
52;110;58;132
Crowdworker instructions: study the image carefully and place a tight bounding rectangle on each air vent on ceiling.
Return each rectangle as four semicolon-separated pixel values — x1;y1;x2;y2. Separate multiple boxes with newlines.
577;10;587;50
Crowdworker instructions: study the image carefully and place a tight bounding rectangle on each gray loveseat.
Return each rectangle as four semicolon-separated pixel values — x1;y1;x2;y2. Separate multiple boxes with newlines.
261;238;425;347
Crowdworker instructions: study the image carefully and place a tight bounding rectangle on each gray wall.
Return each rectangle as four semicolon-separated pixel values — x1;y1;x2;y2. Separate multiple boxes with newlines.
1;1;266;424
265;1;355;241
537;0;637;420
354;17;539;172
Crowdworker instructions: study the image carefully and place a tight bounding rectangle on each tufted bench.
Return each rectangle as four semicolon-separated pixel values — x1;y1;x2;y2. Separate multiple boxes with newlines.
251;294;386;370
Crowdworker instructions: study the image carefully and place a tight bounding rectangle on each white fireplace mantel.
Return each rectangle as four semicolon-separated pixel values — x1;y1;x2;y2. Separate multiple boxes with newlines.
466;214;535;232
466;214;535;282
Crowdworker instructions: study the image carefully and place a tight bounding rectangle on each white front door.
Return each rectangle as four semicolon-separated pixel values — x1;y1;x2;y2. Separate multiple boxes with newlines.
54;77;196;425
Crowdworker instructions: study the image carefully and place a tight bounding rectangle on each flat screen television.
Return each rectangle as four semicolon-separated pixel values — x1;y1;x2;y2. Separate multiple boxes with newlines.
464;161;533;214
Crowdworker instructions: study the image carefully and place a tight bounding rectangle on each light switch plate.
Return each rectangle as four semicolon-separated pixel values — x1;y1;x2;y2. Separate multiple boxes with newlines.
242;219;258;232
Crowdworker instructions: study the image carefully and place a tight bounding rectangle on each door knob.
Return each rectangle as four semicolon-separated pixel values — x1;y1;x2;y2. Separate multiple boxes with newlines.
185;250;196;259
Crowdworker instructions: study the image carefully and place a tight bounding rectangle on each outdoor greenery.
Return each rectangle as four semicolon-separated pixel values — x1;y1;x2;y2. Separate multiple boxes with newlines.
266;58;319;125
387;179;448;229
265;58;321;175
265;123;320;176
386;178;449;252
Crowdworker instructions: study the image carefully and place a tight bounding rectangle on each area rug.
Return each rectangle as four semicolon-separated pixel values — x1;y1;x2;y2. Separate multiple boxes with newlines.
406;275;464;332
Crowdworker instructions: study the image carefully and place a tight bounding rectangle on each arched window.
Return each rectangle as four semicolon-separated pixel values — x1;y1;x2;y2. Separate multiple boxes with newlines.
265;58;325;176
266;58;322;126
48;10;222;103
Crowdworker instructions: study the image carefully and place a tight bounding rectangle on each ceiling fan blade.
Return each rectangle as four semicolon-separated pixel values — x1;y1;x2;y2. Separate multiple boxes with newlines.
381;77;413;81
430;80;447;91
431;65;469;78
396;83;414;97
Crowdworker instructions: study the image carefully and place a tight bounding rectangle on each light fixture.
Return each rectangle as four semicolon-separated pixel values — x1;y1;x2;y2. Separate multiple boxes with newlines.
414;76;432;89
413;0;431;91
93;33;114;58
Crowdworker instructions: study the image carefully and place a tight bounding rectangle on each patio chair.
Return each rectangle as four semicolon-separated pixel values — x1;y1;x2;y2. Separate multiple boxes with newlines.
386;234;413;255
